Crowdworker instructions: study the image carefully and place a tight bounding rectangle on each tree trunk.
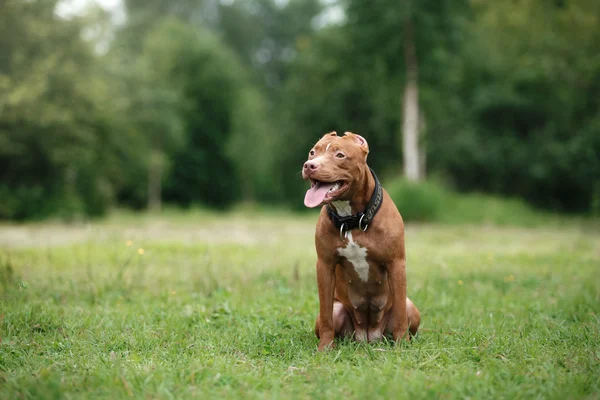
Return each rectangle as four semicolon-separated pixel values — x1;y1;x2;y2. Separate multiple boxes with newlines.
402;15;421;182
148;149;163;212
419;110;427;180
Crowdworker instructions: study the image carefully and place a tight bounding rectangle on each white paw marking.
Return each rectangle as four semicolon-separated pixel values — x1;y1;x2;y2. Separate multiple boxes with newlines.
337;232;369;282
332;200;351;216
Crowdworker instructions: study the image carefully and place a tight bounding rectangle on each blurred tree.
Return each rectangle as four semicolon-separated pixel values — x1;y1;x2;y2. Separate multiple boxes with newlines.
117;0;213;51
133;22;187;211
0;0;143;219
151;18;245;207
344;0;469;181
218;0;324;205
281;0;600;213
113;17;274;207
278;0;468;204
278;28;381;206
431;0;600;212
401;0;421;181
2;0;597;219
112;0;318;207
219;0;322;92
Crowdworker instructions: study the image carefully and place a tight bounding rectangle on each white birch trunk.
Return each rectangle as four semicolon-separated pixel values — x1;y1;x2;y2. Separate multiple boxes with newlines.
402;14;422;182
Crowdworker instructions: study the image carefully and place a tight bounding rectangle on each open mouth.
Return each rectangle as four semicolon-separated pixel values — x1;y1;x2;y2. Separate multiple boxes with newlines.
304;179;348;208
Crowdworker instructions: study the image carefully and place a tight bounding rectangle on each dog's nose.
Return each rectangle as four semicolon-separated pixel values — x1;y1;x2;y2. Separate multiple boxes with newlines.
303;161;318;171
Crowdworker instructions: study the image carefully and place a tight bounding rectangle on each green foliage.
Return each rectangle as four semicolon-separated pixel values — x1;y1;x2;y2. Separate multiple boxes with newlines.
278;0;471;205
386;179;446;222
219;0;322;91
1;0;598;219
133;18;268;207
228;86;278;202
281;0;599;213
218;0;325;204
0;0;139;220
427;0;600;212
386;178;558;226
1;213;599;397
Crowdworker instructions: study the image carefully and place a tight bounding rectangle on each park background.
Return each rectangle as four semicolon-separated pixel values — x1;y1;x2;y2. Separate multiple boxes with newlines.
1;0;599;221
1;1;599;399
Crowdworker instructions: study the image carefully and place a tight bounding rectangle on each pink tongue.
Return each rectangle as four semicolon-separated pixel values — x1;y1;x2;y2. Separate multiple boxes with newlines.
304;182;336;208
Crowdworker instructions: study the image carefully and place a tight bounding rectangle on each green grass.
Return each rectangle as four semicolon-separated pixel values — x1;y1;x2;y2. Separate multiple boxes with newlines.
1;211;599;399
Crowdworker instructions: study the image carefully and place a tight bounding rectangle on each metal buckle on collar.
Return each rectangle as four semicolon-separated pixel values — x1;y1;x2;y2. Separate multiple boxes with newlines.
339;223;348;240
358;214;368;232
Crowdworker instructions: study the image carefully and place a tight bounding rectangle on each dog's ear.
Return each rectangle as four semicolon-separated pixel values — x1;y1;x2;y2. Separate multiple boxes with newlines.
344;132;369;155
318;131;337;141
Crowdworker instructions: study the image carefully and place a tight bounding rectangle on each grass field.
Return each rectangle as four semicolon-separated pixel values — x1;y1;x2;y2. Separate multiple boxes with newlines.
1;210;599;399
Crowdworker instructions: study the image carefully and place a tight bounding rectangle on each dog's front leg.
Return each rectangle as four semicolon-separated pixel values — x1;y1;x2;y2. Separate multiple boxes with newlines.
316;258;336;351
388;258;409;342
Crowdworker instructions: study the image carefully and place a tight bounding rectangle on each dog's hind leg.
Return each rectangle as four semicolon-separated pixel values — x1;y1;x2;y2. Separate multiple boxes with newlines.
406;297;421;337
385;297;421;339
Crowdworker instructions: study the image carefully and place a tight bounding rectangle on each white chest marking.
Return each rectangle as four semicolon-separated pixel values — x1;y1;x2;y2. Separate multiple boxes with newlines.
337;232;370;282
332;200;352;216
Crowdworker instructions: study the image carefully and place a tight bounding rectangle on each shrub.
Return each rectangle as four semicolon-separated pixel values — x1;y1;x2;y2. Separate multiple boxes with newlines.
385;179;446;222
385;178;555;226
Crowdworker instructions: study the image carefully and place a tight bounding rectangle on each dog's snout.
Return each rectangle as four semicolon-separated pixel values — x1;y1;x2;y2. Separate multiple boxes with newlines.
304;160;319;171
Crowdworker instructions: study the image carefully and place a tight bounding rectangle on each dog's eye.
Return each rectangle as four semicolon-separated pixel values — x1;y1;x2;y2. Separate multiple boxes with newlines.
335;152;345;159
309;150;315;157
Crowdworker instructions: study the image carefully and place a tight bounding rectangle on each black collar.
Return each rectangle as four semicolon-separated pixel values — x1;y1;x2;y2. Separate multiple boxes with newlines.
326;168;383;236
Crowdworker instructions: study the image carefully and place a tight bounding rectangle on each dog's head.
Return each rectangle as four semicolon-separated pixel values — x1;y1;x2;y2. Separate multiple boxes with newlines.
302;131;370;208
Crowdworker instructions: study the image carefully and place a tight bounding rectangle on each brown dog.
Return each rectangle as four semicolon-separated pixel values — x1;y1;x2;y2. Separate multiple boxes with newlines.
302;131;420;351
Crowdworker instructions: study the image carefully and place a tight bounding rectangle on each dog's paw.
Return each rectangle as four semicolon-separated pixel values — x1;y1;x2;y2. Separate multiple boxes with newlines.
317;339;336;352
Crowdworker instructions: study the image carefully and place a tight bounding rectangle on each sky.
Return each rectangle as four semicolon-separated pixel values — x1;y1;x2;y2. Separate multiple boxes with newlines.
56;0;344;27
56;0;126;24
58;0;122;14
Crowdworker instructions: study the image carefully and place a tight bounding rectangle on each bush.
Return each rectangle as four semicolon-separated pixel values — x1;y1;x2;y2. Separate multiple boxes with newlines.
385;179;446;222
385;178;556;226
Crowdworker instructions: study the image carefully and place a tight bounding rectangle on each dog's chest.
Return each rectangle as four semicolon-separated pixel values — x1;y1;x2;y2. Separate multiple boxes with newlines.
337;232;371;282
